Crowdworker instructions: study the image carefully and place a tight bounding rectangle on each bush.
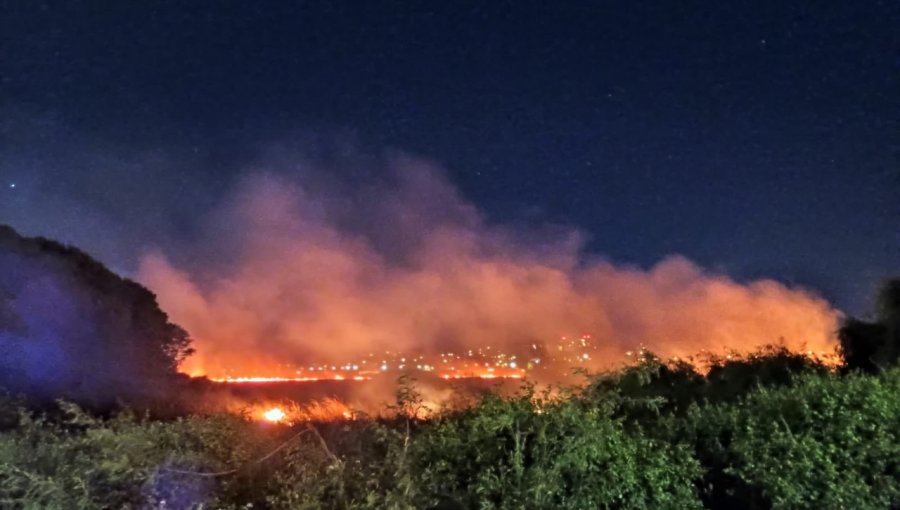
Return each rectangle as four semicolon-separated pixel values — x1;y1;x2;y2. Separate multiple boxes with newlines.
0;403;277;509
684;368;900;509
1;353;898;509
582;346;830;431
407;389;702;509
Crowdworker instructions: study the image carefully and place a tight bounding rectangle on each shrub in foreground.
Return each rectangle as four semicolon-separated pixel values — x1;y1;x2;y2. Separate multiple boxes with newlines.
683;368;900;509
0;403;276;509
407;391;702;509
1;364;899;509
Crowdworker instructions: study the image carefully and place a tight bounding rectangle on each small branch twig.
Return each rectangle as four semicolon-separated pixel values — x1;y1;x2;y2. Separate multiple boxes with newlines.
162;422;340;478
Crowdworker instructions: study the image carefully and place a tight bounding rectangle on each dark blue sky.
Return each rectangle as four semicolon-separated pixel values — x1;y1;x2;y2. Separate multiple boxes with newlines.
2;1;898;313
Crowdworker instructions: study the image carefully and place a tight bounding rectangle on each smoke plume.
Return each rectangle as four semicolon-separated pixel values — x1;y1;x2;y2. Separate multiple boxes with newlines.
136;153;840;379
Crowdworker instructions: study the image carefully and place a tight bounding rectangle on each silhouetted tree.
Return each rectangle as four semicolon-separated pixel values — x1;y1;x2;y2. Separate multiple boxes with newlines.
839;278;900;373
0;225;193;406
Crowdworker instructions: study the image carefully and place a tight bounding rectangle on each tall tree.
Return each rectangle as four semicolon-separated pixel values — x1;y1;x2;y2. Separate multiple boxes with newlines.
0;225;192;405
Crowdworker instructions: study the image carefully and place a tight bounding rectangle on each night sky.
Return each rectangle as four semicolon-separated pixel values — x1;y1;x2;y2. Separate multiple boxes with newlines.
2;1;898;313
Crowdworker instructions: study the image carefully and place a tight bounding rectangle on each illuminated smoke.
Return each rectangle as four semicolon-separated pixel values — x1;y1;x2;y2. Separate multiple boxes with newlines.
137;154;839;380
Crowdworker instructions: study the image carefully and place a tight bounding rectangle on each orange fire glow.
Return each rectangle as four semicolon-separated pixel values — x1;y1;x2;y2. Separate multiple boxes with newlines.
249;398;356;423
262;407;286;422
140;164;841;406
210;375;371;383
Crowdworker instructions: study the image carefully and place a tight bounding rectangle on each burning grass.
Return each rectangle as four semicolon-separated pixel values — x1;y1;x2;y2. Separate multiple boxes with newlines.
252;398;356;424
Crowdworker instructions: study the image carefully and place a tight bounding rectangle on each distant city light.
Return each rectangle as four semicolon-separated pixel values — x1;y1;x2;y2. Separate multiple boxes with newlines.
199;334;609;383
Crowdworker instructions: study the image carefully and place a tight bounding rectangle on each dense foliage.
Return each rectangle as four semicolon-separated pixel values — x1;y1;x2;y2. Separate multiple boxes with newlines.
684;370;900;509
0;225;192;406
1;359;898;509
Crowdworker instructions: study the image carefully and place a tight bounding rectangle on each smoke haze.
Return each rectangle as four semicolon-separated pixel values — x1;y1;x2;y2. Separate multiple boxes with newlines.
135;154;840;378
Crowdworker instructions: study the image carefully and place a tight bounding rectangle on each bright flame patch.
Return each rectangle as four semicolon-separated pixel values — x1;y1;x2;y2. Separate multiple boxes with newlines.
262;407;286;422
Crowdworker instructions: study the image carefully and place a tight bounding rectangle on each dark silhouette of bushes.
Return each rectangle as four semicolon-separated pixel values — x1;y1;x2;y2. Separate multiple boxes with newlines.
582;346;830;426
839;278;900;373
0;225;192;407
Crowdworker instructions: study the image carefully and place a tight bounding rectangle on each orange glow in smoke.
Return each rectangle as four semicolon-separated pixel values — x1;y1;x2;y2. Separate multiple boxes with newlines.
141;163;841;410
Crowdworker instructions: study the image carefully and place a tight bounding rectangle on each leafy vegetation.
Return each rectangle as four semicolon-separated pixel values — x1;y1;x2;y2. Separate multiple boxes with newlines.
0;358;898;509
685;370;900;509
407;390;702;509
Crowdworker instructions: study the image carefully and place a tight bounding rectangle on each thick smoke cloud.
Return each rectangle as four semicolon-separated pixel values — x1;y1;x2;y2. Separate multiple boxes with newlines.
137;154;840;379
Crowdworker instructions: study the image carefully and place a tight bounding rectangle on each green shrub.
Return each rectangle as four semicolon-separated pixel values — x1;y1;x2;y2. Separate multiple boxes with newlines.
0;403;276;509
407;390;702;509
263;419;414;509
1;358;898;509
685;368;900;509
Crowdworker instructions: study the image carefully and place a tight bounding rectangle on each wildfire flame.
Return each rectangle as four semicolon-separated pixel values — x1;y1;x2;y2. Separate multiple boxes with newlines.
247;398;358;423
210;375;371;383
262;407;286;422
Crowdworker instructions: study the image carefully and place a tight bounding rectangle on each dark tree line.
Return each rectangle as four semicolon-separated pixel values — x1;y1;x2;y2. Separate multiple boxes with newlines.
0;225;192;406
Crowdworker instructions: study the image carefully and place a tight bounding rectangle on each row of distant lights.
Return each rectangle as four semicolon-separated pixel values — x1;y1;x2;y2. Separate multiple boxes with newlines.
208;335;608;383
297;360;533;373
252;335;600;378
